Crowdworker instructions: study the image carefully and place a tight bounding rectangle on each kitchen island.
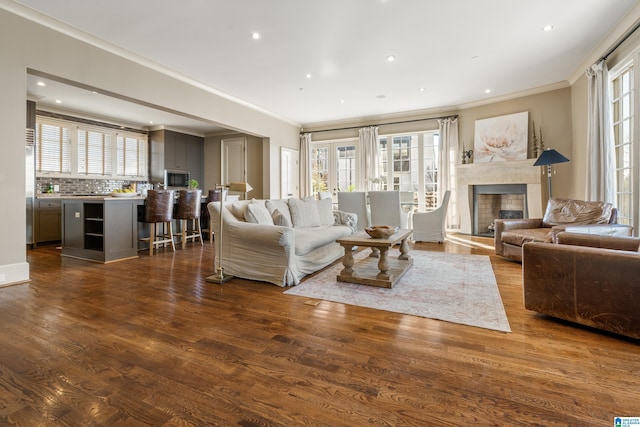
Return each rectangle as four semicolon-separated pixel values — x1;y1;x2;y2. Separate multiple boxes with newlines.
60;195;145;263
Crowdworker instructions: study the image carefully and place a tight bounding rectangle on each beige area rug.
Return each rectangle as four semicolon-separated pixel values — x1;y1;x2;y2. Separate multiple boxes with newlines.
284;250;511;333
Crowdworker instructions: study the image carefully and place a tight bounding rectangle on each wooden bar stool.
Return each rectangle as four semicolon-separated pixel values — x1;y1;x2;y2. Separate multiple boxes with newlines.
140;190;175;255
174;189;203;249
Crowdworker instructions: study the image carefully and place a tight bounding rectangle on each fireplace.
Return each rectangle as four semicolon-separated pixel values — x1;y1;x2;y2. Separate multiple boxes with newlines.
456;159;544;235
473;184;527;236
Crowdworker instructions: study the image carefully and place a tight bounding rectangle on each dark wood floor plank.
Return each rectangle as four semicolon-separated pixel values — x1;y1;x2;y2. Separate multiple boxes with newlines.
0;236;636;425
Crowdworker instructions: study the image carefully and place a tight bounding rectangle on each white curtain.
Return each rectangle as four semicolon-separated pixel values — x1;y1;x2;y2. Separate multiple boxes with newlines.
299;133;312;198
586;61;616;203
438;117;459;228
358;126;379;190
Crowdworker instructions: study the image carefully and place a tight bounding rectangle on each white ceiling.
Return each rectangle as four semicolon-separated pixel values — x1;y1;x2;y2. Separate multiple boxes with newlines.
13;0;640;134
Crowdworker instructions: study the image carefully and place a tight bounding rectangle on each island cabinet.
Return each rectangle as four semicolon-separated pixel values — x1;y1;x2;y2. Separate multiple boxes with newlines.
61;198;142;263
35;199;62;243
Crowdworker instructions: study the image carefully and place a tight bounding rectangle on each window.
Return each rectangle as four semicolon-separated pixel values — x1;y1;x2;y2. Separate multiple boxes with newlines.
310;131;441;210
379;132;440;209
611;63;634;226
78;129;112;175
35;115;148;180
311;140;357;197
36;119;71;174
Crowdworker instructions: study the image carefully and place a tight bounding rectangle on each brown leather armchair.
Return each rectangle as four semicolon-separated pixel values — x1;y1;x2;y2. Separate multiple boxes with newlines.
494;197;630;261
522;232;640;339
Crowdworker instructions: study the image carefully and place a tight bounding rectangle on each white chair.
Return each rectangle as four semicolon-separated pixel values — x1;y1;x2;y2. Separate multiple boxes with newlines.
337;191;369;231
369;191;407;229
318;191;332;200
412;190;451;243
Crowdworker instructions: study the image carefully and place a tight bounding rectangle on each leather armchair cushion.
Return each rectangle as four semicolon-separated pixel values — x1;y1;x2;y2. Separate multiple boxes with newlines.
542;198;612;227
501;228;553;246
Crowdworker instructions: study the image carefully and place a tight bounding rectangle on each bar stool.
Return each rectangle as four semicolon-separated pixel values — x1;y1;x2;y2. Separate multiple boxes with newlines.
174;189;203;249
140;190;175;255
202;189;226;243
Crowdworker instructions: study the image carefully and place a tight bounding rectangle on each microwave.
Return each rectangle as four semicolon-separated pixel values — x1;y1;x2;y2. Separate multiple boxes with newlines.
164;170;190;188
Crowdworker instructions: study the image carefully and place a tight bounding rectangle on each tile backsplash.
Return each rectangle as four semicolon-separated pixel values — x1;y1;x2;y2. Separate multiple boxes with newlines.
36;177;149;196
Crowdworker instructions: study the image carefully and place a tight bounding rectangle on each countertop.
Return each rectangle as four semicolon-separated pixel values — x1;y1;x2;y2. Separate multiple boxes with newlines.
37;194;146;201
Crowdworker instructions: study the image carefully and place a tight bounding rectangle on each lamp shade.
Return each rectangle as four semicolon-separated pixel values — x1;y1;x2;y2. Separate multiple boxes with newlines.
227;182;253;192
533;148;570;166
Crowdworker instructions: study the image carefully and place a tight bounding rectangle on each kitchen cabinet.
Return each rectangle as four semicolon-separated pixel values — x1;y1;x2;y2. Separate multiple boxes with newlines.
150;130;204;187
35;199;62;243
61;197;141;262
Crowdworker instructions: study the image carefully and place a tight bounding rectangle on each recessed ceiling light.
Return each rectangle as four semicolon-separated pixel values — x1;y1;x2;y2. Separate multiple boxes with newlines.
306;73;312;79
543;25;554;32
149;121;154;124
419;87;425;92
484;89;491;94
386;55;396;62
55;99;62;104
37;81;46;87
251;32;261;40
340;99;345;104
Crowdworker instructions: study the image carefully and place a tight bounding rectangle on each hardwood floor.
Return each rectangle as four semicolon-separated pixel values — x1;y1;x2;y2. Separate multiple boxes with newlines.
2;235;638;425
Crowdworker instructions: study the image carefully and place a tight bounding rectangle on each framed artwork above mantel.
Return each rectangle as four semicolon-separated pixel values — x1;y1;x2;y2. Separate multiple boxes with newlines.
473;111;528;162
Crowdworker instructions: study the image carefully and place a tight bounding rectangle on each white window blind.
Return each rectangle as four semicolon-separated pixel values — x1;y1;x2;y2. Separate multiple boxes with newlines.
78;128;112;175
36;114;148;179
117;133;147;177
36;120;71;173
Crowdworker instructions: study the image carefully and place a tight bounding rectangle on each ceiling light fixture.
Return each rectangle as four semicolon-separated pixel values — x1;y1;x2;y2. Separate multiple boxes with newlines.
484;89;491;94
340;99;345;104
543;25;554;32
37;81;46;87
251;32;261;40
386;55;396;62
55;99;62;104
419;87;425;92
306;73;312;79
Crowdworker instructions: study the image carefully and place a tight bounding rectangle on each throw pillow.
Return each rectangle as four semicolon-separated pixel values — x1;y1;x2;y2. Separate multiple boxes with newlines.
317;197;335;226
230;201;248;221
288;197;321;227
245;201;274;225
271;209;293;227
265;199;293;226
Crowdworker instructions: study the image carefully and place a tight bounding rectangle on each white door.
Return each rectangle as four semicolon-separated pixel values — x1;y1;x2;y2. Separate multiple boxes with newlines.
281;148;298;198
221;137;247;197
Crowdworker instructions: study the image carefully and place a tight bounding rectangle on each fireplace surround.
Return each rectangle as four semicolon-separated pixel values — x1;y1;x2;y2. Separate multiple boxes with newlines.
456;159;544;235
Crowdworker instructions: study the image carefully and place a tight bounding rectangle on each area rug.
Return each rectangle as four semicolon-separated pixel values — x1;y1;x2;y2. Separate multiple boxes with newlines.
284;251;511;332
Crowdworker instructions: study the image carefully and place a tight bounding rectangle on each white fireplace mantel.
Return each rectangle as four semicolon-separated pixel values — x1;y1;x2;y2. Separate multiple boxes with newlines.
456;159;544;234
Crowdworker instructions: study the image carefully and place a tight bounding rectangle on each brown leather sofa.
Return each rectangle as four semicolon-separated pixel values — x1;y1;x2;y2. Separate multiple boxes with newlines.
494;197;631;261
522;232;640;339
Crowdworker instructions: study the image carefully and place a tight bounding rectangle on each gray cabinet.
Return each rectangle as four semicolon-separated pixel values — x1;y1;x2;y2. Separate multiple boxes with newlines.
62;199;140;262
35;199;62;243
150;130;204;187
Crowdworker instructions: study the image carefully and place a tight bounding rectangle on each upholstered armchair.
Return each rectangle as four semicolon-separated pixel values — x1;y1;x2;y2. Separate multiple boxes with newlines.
523;232;640;339
495;197;631;261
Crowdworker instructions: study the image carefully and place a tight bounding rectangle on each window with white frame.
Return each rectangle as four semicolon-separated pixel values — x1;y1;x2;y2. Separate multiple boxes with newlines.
311;140;358;197
310;131;441;209
610;62;634;227
36;115;148;180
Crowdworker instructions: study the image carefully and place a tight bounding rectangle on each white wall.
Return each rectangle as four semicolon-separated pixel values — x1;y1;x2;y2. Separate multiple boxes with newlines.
0;8;298;285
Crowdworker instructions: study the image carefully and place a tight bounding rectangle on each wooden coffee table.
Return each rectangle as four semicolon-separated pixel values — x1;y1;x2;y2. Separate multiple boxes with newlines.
335;229;413;288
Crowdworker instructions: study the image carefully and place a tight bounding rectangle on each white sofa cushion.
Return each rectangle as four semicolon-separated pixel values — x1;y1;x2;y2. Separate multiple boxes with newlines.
271;209;292;227
245;201;274;225
265;199;293;225
294;225;352;256
317;198;335;226
288;197;322;227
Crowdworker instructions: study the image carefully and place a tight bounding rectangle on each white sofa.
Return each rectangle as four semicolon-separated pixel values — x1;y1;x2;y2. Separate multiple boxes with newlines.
208;197;357;286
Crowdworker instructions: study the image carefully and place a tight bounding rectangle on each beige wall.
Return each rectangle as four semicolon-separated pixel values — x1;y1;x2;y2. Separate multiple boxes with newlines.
459;87;574;202
0;8;298;285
